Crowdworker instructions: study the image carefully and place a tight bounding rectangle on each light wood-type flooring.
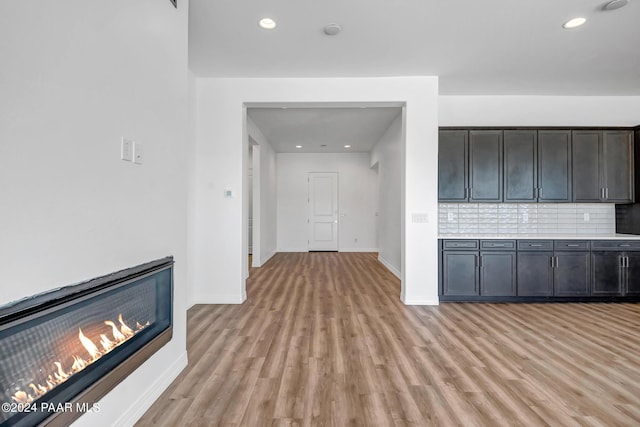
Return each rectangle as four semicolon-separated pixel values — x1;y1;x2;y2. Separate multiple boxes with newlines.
137;252;640;426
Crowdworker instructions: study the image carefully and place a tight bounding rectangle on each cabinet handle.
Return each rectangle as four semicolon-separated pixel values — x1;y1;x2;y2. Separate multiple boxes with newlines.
619;244;631;247
566;244;580;247
550;256;555;268
534;188;539;199
479;255;483;268
601;188;605;200
469;187;473;199
491;244;506;247
475;255;478;267
605;188;609;199
555;256;559;267
530;244;542;247
620;256;625;268
539;187;543;198
625;256;629;268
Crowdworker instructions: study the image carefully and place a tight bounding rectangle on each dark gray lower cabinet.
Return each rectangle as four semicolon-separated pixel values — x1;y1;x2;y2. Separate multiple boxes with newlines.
517;252;553;296
592;250;640;296
554;252;591;296
592;252;623;296
440;239;640;300
442;251;479;296
626;253;640;295
480;252;516;296
441;241;516;297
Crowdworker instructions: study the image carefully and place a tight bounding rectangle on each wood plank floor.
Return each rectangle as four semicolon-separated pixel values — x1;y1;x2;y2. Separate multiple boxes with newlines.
136;252;640;426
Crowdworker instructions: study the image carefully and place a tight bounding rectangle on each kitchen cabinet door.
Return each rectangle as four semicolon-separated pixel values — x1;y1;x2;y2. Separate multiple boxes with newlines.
442;251;479;296
517;252;554;296
591;252;623;296
538;130;572;202
438;130;468;201
469;130;502;202
602;130;633;203
554;252;591;296
625;252;640;295
504;130;537;202
572;131;602;202
480;252;516;296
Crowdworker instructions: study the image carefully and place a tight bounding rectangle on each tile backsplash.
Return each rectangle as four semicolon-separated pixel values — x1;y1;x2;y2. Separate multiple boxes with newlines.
438;203;615;235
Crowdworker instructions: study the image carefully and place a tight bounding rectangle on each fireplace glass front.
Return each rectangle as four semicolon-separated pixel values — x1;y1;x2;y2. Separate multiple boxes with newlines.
0;257;173;427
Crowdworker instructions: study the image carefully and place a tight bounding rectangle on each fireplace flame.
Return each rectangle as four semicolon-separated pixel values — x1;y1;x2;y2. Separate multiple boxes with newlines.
10;314;147;405
119;313;135;338
105;320;126;342
79;328;102;360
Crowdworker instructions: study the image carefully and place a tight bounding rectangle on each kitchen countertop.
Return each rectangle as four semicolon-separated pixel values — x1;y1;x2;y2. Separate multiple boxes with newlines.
438;233;640;240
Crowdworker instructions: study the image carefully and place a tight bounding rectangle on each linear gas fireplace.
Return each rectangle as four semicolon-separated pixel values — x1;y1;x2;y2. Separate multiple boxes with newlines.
0;257;173;427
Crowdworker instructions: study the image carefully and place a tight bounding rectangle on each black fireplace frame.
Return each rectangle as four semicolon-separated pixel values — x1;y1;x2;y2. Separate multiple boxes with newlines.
0;257;174;427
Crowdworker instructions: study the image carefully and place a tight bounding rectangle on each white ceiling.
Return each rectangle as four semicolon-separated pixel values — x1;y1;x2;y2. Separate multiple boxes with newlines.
247;106;402;153
189;0;640;95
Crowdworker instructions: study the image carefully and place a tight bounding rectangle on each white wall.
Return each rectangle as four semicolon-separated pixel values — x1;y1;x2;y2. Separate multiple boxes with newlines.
247;118;278;267
192;77;439;306
277;153;379;252
370;114;403;278
0;1;189;425
439;96;640;126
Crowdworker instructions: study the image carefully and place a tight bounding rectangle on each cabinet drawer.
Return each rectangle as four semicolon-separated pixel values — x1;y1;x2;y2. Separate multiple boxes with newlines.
518;240;553;251
443;240;479;250
554;240;590;251
591;240;640;251
480;240;516;250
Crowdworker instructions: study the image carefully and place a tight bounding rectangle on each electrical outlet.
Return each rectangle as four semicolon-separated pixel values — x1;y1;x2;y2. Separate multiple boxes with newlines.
448;212;455;222
584;212;590;222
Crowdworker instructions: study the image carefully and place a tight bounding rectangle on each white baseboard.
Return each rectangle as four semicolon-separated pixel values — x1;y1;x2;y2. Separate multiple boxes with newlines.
115;351;188;426
377;255;401;279
339;248;379;253
401;296;440;306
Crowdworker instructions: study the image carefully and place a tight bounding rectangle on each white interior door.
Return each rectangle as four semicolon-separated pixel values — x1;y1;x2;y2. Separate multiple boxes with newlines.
308;172;338;251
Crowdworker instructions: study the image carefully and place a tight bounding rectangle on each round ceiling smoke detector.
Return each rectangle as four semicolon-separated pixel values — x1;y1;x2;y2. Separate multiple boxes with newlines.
323;23;342;36
603;0;629;10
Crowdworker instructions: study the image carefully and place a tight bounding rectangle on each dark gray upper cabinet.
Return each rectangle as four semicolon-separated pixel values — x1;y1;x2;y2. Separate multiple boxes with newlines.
438;130;468;201
572;130;634;203
572;131;602;202
469;130;502;202
538;131;572;202
504;130;537;202
603;130;633;203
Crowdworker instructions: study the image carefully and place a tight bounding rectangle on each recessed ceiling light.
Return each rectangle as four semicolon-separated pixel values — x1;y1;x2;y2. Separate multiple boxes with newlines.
295;145;302;148
323;23;342;36
344;145;351;148
320;144;327;147
258;18;277;30
603;0;629;11
563;17;586;29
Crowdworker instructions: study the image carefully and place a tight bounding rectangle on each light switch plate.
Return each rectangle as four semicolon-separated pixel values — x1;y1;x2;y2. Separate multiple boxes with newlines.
121;138;133;161
412;212;429;223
